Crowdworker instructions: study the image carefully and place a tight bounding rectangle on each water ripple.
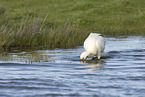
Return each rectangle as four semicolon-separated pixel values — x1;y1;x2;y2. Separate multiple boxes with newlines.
0;37;145;96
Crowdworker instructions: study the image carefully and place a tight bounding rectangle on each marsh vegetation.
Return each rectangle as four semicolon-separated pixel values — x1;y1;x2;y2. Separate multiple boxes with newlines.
0;0;145;49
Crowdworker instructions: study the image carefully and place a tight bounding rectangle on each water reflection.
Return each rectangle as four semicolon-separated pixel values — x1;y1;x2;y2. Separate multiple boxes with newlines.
0;52;55;64
0;36;145;65
81;59;106;68
0;49;110;65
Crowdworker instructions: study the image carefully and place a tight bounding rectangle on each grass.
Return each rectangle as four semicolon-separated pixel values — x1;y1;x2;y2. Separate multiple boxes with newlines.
0;0;145;49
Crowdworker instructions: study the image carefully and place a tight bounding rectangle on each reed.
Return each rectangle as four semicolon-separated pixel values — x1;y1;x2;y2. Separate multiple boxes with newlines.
0;16;88;49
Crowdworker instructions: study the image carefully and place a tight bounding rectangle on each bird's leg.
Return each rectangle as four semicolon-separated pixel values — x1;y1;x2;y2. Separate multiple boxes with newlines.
97;56;101;59
97;52;101;59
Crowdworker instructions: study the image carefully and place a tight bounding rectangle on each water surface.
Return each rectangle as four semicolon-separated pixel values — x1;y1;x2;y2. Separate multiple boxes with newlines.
0;36;145;97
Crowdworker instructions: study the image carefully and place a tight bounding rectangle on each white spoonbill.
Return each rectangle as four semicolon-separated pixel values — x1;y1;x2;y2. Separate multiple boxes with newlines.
80;33;106;60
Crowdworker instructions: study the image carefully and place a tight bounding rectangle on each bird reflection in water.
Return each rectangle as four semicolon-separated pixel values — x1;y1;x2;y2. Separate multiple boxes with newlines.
80;59;106;68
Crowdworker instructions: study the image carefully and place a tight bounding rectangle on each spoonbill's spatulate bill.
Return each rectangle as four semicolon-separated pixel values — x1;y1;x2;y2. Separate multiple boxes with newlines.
80;33;106;60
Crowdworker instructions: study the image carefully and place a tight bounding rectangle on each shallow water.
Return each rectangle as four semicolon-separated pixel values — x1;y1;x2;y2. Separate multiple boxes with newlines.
0;36;145;97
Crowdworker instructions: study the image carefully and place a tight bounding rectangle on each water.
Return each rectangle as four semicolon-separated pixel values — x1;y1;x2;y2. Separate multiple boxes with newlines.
0;36;145;97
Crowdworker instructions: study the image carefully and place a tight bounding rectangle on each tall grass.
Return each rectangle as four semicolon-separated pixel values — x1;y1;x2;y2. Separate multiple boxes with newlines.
0;15;88;49
0;0;145;49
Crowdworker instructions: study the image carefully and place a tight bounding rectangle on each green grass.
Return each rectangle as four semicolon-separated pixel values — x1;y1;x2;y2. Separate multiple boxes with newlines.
0;0;145;49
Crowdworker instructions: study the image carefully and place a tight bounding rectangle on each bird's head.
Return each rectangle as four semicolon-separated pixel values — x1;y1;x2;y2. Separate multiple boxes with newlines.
80;52;90;60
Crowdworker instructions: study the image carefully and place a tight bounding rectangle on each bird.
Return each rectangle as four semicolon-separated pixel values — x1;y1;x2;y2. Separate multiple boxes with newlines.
80;33;106;60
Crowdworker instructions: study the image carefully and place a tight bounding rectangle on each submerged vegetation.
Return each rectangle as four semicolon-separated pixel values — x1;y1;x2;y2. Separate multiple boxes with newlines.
0;0;145;49
0;51;55;64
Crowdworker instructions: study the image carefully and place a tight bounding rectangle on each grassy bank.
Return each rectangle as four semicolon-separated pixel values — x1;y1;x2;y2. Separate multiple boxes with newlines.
0;0;145;49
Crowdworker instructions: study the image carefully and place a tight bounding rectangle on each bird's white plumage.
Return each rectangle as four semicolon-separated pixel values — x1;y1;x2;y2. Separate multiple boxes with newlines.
80;33;106;60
